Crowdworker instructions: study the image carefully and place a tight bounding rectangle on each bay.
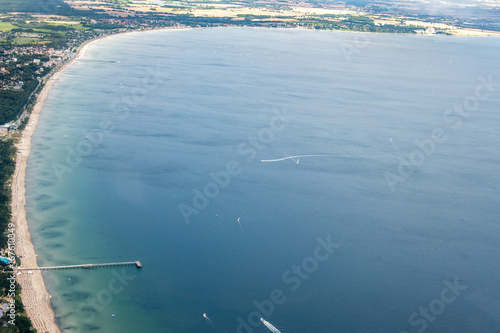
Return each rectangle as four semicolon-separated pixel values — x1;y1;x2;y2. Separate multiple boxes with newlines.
26;28;500;332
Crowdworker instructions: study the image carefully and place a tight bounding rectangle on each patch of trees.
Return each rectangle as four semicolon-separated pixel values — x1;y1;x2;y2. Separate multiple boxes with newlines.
10;22;74;33
0;79;38;124
0;139;16;249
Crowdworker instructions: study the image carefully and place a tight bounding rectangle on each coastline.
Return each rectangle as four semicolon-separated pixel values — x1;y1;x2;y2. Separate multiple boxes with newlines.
11;33;115;333
10;26;192;332
8;25;498;333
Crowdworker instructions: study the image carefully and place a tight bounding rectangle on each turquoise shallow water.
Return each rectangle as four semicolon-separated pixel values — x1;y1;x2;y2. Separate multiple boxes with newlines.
25;28;500;332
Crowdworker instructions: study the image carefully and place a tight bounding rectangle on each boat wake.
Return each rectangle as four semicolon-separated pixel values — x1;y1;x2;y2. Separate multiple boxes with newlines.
203;313;213;325
261;318;281;333
260;154;333;163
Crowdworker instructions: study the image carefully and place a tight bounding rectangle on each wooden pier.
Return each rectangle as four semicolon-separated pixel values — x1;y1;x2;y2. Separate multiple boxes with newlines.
18;261;142;271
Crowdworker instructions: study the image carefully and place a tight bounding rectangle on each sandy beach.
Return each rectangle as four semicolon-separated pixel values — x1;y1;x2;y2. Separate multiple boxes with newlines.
11;36;103;333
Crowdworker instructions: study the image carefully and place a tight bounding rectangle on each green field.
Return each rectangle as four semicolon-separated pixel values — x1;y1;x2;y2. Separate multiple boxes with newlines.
13;37;44;45
0;21;16;31
48;22;88;31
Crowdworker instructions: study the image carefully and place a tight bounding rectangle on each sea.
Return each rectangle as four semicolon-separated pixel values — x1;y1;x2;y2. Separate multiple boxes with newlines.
25;28;500;332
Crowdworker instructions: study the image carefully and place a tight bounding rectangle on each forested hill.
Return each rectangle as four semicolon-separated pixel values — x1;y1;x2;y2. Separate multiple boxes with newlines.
0;0;74;15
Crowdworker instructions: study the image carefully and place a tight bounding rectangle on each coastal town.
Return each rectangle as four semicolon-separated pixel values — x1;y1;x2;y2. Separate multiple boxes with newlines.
0;45;73;135
0;45;70;130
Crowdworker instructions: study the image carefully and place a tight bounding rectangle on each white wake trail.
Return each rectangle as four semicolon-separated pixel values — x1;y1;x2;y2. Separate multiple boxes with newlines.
203;313;213;325
261;318;281;333
260;154;333;163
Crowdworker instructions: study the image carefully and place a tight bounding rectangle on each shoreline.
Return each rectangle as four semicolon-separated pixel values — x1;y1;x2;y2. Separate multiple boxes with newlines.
11;25;193;333
11;30;133;333
11;54;72;333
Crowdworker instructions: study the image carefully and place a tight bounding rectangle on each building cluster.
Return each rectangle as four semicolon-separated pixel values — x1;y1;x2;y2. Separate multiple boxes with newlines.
0;44;76;136
0;45;74;90
0;14;181;136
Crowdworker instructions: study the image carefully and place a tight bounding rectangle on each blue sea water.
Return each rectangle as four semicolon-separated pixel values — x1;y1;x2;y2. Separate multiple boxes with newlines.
25;28;500;332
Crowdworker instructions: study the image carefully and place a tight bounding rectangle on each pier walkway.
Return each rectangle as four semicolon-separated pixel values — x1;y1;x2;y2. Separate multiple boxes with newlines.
18;261;142;271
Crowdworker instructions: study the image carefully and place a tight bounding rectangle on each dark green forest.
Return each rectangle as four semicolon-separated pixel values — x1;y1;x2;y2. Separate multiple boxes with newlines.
0;80;38;124
0;140;34;333
0;139;16;249
0;0;74;15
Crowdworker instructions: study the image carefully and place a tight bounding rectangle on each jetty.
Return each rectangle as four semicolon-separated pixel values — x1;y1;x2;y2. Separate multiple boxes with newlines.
17;261;142;271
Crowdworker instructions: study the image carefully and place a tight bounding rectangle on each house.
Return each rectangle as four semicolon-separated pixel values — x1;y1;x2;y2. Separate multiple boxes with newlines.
13;81;23;91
